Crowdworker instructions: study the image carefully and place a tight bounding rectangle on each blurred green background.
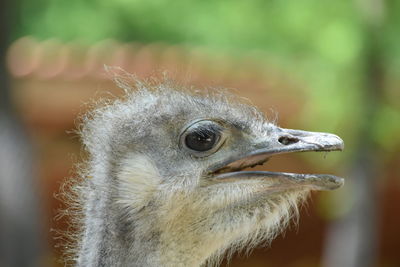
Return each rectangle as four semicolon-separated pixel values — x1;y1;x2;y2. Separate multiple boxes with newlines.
1;0;399;266
12;0;400;152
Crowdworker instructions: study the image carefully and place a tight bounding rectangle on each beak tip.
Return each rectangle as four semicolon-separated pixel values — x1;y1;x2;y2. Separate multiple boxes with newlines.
326;134;344;151
311;175;345;191
333;176;345;188
327;175;345;190
336;140;344;151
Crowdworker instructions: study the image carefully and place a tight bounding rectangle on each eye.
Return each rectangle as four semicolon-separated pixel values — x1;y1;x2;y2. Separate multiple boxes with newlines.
180;120;225;156
185;129;218;152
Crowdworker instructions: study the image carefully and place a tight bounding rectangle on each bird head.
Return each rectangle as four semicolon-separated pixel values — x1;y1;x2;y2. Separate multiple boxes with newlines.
80;76;344;265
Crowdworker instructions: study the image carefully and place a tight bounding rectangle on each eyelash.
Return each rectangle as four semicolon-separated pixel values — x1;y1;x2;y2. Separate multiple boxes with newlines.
195;125;222;137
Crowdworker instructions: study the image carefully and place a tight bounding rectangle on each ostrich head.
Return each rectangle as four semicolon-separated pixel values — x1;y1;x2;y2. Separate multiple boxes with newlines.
74;74;344;267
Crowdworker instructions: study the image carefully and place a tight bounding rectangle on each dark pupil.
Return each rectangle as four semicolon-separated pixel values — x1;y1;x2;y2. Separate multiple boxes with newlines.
185;130;217;152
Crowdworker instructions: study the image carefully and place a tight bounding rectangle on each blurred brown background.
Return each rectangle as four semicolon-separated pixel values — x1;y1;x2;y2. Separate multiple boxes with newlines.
1;0;399;266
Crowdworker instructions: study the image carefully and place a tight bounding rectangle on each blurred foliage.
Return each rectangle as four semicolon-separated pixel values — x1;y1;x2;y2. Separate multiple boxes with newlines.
11;0;400;163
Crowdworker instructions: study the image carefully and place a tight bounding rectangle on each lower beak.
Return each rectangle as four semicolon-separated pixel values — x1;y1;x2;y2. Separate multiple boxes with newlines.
214;171;344;191
211;127;345;191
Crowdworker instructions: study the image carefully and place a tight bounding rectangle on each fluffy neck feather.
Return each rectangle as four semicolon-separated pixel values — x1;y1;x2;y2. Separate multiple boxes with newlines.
74;153;307;267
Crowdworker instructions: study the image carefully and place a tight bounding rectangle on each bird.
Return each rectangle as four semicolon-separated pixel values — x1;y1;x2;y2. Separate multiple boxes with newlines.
66;71;344;267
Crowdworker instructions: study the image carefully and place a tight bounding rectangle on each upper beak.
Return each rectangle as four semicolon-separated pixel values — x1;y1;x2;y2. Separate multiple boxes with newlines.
210;126;345;191
261;127;344;154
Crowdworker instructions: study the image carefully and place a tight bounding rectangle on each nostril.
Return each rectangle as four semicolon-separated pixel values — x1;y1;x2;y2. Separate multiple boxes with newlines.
278;136;299;145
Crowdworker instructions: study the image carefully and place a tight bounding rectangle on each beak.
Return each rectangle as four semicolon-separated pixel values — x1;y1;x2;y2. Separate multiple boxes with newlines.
210;127;345;191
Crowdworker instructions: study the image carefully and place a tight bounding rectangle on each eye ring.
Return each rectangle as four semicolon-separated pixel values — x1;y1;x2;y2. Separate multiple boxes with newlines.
179;120;226;157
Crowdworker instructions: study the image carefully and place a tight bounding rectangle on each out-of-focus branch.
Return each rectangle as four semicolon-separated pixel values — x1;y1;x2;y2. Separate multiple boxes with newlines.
322;0;385;267
0;0;45;266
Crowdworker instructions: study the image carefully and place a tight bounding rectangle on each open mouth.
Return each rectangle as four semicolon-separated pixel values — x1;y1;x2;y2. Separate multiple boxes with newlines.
209;128;345;191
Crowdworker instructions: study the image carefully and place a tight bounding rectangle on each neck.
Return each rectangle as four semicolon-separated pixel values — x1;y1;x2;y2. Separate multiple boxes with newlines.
76;191;208;267
75;156;211;267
